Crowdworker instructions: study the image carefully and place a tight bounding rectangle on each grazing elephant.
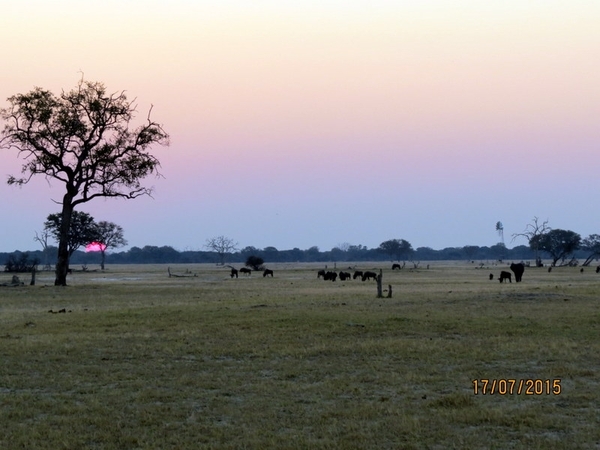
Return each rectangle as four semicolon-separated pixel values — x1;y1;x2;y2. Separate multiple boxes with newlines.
362;271;378;281
498;271;512;283
353;271;363;280
510;263;525;282
263;269;274;277
240;267;251;276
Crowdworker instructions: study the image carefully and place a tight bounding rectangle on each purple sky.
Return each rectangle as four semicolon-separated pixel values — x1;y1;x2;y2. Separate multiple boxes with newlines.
1;1;599;253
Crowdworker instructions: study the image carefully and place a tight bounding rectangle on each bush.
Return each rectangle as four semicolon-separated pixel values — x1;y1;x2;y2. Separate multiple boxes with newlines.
245;255;265;271
4;252;39;272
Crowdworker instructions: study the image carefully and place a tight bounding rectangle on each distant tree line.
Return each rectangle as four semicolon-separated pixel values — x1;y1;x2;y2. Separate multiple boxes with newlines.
4;242;596;270
5;217;600;271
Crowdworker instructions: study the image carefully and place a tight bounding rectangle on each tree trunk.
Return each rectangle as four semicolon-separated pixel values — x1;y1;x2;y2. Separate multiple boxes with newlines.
101;250;106;270
376;269;383;298
55;199;74;286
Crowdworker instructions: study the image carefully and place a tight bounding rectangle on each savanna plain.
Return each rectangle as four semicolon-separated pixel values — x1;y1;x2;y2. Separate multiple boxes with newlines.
1;261;599;449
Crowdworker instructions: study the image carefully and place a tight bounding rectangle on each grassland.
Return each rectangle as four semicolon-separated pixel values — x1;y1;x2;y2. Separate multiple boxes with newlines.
1;261;599;449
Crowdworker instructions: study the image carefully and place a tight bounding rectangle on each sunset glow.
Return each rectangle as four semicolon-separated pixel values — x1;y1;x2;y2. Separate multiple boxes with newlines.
85;242;107;253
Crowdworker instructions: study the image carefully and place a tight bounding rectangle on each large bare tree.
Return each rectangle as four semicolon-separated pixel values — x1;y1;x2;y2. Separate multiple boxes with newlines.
1;78;169;285
512;217;550;266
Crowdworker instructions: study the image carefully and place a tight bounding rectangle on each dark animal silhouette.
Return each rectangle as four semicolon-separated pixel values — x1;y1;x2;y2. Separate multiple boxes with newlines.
510;263;525;282
317;269;326;279
240;267;251;276
353;271;363;280
596;266;600;274
338;271;351;281
548;266;552;273
392;263;402;270
489;273;494;281
498;271;512;283
225;265;239;278
263;269;274;277
323;271;337;281
581;268;584;273
362;271;377;281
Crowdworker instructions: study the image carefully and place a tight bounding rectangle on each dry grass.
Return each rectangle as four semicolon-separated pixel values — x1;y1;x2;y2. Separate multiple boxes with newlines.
1;262;599;449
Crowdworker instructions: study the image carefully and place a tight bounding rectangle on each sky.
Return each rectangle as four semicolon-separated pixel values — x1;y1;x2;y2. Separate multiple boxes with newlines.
1;0;599;254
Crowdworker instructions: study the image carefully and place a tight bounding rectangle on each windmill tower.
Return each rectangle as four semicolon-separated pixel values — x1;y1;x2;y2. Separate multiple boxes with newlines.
496;221;505;246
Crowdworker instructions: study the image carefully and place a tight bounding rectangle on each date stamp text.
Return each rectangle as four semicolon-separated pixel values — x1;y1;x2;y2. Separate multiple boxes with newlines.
472;379;561;395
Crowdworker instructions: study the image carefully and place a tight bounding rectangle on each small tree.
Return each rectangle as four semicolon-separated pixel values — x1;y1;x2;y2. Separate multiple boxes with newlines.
205;235;238;265
34;229;54;270
44;211;99;262
95;221;128;270
581;234;600;266
534;229;581;266
1;78;168;285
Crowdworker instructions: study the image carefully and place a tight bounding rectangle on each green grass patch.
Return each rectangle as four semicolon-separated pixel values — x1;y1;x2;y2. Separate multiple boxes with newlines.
1;262;599;448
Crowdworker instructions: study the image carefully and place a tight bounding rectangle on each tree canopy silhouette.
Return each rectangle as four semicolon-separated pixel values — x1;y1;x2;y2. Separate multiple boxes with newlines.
1;78;168;285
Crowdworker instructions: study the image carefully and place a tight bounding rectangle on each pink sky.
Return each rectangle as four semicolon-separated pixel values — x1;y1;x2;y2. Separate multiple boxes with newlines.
1;1;599;253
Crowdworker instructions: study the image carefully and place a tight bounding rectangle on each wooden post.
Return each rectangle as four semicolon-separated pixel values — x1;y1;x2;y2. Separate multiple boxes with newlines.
30;268;36;286
376;269;383;298
387;284;392;298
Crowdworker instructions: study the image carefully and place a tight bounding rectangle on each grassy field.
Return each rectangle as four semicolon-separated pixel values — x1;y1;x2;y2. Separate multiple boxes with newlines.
1;261;599;449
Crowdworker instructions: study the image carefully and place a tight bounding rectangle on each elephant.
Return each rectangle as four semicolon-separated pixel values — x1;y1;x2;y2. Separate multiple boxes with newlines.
510;263;525;282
